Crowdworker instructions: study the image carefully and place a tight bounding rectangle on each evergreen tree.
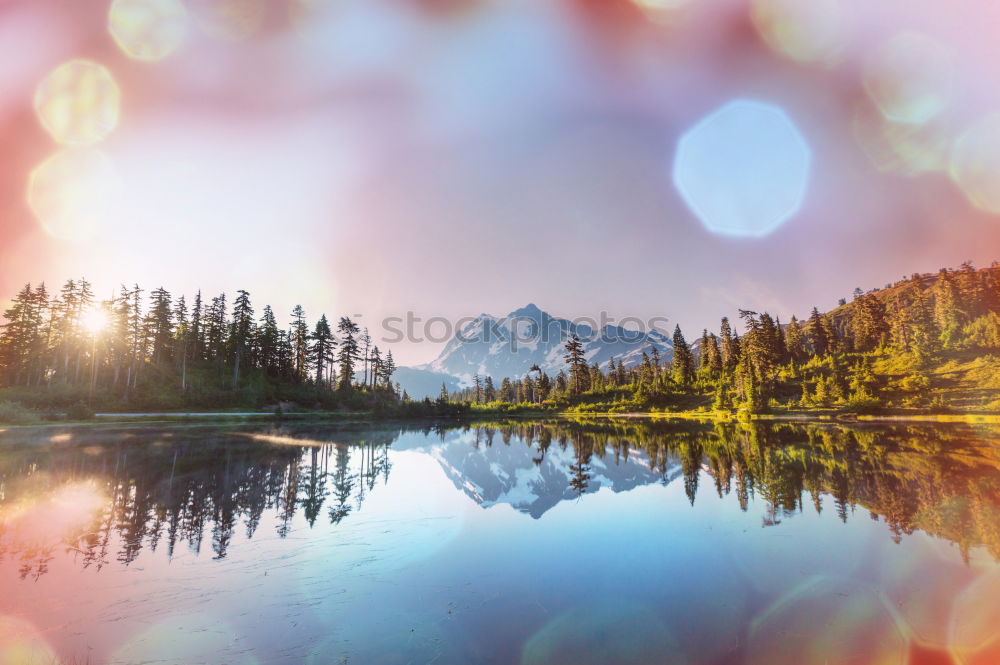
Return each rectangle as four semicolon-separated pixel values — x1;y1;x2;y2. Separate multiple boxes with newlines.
309;315;336;386
290;305;309;381
671;325;694;385
257;305;280;374
173;295;189;390
381;350;396;390
205;293;227;362
230;290;254;389
563;333;588;394
360;328;372;386
808;307;829;356
336;316;360;390
711;334;723;375
368;346;382;389
500;377;514;402
774;316;788;363
0;285;40;385
537;372;551;401
147;287;174;366
785;315;805;362
189;290;203;362
720;317;737;371
909;289;941;364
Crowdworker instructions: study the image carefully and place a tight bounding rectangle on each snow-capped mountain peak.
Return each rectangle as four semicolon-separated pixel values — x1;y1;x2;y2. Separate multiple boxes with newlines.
416;305;673;385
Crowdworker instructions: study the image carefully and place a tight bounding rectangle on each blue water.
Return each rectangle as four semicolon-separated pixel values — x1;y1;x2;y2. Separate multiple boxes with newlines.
0;420;997;664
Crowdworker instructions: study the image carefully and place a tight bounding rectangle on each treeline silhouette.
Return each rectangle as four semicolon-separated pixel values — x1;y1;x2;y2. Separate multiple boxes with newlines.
0;280;404;413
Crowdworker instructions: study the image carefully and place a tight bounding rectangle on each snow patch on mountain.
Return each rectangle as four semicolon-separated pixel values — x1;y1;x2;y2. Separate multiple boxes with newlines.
423;429;681;518
414;304;675;386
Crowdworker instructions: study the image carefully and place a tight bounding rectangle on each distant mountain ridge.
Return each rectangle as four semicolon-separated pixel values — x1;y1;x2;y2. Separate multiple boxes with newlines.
412;303;674;387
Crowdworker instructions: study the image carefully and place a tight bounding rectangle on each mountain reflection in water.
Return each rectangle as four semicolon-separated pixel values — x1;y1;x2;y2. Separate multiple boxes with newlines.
0;419;998;665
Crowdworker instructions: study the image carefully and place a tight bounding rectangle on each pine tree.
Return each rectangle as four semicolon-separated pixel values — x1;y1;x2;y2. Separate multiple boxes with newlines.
189;290;203;362
537;372;551;401
147;287;174;366
205;293;227;363
381;350;396;390
368;346;381;389
0;284;39;385
173;295;189;390
336;317;360;390
589;363;603;391
290;305;309;381
257;305;280;374
785;315;804;362
909;289;941;364
699;329;711;371
957;261;985;319
808;307;829;356
774;316;787;364
360;328;372;386
28;283;50;386
720;317;737;371
500;377;514;402
712;334;724;375
671;325;694;385
736;352;764;412
309;315;336;386
563;333;588;394
230;290;254;389
933;269;963;348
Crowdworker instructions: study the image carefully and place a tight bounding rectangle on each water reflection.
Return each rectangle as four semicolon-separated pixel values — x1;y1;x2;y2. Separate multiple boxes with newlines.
0;419;998;664
1;420;999;578
0;427;395;578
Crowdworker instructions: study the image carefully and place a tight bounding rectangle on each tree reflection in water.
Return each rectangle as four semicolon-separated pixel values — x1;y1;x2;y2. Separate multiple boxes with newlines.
1;419;998;581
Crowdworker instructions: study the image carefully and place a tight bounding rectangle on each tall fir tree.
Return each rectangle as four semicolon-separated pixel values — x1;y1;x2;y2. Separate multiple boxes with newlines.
336;316;360;390
671;325;694;385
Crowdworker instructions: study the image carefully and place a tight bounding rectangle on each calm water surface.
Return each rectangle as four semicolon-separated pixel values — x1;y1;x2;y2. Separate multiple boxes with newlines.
1;419;999;665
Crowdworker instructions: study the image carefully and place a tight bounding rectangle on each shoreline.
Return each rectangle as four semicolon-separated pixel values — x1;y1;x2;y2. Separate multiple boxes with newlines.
3;407;1000;430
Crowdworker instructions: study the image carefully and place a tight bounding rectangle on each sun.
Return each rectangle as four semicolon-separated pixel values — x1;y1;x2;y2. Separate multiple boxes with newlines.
82;308;110;334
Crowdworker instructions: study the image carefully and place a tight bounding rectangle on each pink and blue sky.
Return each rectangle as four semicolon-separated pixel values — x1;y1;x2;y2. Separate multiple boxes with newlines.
3;0;1000;364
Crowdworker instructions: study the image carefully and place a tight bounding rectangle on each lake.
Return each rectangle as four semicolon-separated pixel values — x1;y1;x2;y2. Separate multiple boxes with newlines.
1;418;998;665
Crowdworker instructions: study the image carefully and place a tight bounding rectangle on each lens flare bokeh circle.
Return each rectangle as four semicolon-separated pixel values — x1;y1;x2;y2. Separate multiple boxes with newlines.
109;0;189;62
863;32;954;126
673;98;812;237
33;60;120;146
751;0;846;66
950;112;1000;215
28;148;121;243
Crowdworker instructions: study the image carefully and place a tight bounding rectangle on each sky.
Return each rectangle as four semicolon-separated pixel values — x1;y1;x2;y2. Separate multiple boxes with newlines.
3;0;1000;365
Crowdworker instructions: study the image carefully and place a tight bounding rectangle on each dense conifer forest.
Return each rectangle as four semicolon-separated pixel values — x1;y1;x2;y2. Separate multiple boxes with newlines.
451;262;1000;416
0;281;408;420
2;261;1000;422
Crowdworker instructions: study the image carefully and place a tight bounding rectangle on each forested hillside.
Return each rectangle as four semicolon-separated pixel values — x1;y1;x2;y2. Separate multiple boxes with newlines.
452;262;1000;415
